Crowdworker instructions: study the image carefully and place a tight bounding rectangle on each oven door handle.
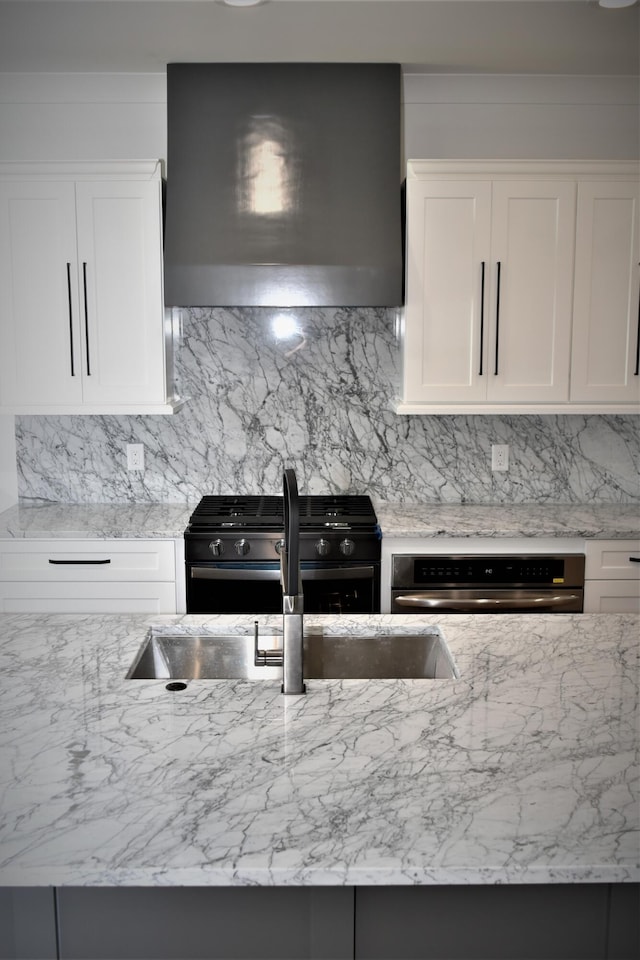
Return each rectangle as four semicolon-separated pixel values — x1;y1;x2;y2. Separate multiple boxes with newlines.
302;566;375;582
190;565;375;583
394;592;582;610
191;567;281;581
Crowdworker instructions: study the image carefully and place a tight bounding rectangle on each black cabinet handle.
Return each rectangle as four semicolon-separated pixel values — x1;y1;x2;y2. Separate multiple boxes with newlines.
635;266;639;376
66;262;75;377
48;558;111;565
629;557;640;563
82;261;91;376
479;261;485;376
494;261;501;375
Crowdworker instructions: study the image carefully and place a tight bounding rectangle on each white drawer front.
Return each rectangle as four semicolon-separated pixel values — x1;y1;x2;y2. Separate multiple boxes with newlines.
585;540;640;580
584;580;640;614
0;581;176;614
0;539;175;581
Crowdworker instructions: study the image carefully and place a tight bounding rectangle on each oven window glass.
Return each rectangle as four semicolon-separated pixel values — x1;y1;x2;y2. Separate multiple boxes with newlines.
187;562;379;614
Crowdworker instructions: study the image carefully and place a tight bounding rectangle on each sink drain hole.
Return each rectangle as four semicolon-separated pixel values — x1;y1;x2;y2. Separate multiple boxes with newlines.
165;681;187;691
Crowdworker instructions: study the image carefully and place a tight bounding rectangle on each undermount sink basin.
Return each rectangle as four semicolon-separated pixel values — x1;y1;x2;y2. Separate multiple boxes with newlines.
126;631;459;681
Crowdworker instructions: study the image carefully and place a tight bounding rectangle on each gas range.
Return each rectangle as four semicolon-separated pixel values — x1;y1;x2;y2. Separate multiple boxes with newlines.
184;494;381;564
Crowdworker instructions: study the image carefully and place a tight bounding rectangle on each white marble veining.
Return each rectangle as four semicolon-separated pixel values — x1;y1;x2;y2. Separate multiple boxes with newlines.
0;612;637;887
14;307;640;504
0;500;637;542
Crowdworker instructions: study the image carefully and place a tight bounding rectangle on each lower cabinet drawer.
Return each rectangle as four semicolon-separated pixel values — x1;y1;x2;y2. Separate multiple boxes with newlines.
584;580;640;614
0;539;177;613
584;540;640;580
0;539;175;581
0;581;176;614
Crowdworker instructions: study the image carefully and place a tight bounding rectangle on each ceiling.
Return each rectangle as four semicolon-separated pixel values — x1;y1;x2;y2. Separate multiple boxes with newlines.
0;0;637;75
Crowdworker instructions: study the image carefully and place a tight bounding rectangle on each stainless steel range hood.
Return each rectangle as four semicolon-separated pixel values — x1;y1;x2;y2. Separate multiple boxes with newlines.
163;63;403;307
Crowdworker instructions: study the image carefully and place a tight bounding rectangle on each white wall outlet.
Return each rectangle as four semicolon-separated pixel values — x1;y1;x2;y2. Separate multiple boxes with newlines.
491;443;509;472
126;443;145;471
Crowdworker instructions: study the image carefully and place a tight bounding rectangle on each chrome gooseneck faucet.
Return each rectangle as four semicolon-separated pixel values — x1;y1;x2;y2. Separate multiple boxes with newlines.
281;468;305;695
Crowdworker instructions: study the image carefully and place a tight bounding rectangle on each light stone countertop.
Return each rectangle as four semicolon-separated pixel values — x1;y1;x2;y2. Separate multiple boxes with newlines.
0;501;638;540
375;502;640;540
0;502;195;539
0;611;637;888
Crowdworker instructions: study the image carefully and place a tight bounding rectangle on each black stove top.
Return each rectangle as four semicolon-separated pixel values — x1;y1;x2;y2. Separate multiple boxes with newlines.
184;494;381;563
187;495;378;531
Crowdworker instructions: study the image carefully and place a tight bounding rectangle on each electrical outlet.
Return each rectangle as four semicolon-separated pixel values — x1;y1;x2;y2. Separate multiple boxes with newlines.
126;443;145;471
491;444;509;472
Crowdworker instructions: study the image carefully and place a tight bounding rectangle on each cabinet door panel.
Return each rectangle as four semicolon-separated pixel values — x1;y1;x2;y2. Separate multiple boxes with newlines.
402;180;491;402
56;887;353;960
585;539;640;580
0;539;176;581
75;180;165;404
571;181;640;403
0;182;82;405
488;181;575;402
584;581;640;613
0;581;177;614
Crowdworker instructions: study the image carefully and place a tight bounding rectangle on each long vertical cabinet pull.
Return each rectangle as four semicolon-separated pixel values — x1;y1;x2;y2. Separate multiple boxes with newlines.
66;262;75;377
635;263;640;376
478;261;486;376
494;261;502;375
82;261;91;376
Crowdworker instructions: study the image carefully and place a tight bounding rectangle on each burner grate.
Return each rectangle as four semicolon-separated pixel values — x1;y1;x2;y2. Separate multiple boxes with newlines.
187;494;378;529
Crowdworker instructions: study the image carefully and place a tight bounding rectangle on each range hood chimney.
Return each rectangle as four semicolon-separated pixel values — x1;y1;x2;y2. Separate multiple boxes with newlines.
164;63;403;307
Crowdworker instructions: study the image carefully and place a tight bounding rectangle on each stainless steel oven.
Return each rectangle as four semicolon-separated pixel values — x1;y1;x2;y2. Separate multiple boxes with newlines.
391;554;585;614
185;495;381;615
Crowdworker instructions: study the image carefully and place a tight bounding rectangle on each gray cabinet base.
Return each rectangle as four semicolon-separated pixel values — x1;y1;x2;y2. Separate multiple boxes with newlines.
355;884;640;960
1;883;637;960
56;886;354;960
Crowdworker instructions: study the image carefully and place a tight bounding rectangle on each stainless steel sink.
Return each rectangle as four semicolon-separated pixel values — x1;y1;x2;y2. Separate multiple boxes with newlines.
126;631;459;681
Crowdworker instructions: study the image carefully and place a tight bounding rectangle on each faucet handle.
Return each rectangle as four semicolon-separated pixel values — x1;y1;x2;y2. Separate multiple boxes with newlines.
283;468;300;597
253;620;284;668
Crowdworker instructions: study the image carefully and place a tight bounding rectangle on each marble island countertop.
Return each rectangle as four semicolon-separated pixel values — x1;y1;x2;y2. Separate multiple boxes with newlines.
0;611;637;888
0;501;638;540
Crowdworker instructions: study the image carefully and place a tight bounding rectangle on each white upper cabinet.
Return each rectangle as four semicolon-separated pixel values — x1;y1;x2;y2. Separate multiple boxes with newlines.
396;161;640;415
0;161;181;415
402;178;492;404
487;180;574;404
570;180;640;404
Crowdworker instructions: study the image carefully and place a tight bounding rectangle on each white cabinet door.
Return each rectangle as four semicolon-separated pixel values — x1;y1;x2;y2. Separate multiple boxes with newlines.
584;539;640;580
0;162;178;415
400;171;574;409
570;181;640;404
486;180;575;403
75;180;167;405
0;181;83;406
0;582;177;614
402;179;491;403
396;161;638;415
583;581;640;614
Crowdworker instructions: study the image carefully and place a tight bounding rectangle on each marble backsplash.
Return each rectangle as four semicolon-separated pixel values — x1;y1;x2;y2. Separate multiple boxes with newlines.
15;307;640;504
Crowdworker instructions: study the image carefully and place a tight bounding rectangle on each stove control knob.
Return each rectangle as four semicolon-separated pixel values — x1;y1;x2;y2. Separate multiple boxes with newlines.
339;538;355;557
315;538;331;557
209;539;225;557
274;539;285;556
234;539;250;556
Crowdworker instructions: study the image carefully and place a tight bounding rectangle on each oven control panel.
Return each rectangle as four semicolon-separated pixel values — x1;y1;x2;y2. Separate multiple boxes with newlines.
394;554;585;589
